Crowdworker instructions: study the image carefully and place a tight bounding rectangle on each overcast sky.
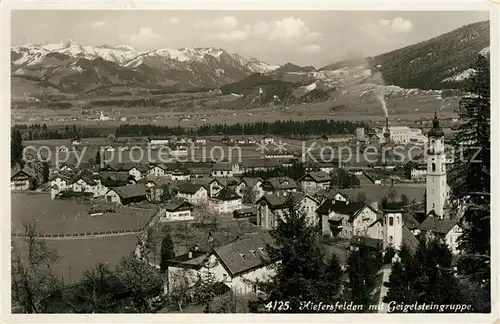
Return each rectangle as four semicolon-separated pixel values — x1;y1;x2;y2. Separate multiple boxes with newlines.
11;10;489;67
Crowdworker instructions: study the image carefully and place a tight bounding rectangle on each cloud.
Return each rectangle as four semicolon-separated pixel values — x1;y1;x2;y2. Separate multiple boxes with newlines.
212;16;238;30
129;27;162;45
208;17;321;45
298;44;322;54
91;21;112;29
360;17;413;38
195;16;238;31
168;18;180;25
213;30;248;41
267;17;320;43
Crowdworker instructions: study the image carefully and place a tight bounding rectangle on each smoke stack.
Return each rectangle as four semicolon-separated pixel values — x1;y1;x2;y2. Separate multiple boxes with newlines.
385;117;389;131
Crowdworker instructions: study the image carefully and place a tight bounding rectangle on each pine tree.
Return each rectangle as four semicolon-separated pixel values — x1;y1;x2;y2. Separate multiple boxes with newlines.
450;54;490;199
160;234;175;274
11;130;24;168
407;238;463;311
95;151;101;167
382;244;414;306
449;54;491;310
256;205;342;312
346;247;382;311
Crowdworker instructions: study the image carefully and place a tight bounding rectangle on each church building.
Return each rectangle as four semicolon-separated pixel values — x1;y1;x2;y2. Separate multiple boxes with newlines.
425;110;448;218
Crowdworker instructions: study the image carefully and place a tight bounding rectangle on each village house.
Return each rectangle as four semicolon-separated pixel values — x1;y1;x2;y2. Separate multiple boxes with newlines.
248;137;256;144
71;137;81;146
209;187;242;215
211;163;233;178
261;177;298;195
103;145;115;152
221;136;230;144
49;173;72;199
170;169;191;181
11;168;33;191
170;145;189;157
166;232;276;296
262;136;275;145
264;150;297;159
191;178;225;198
299;171;331;194
236;177;264;203
100;172;137;188
240;158;283;173
141;177;175;202
325;134;356;144
58;164;74;172
59;146;69;153
148;136;170;147
177;183;208;205
233;207;257;219
315;199;378;239
411;163;427;180
105;184;148;205
69;172;107;198
177;136;192;144
257;192;319;229
188;166;213;178
419;212;462;254
147;164;168;177
194;138;207;144
127;165;149;181
162;198;195;222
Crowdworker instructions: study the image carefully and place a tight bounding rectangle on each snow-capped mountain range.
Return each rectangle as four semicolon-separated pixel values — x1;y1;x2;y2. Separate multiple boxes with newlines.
10;20;489;98
12;40;279;73
11;40;281;93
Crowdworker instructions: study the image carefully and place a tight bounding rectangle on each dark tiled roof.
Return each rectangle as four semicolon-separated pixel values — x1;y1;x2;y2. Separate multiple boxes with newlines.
164;198;194;212
349;235;383;250
167;251;208;269
241;159;282;168
109;184;148;199
264;177;298;191
213;163;233;171
11;168;34;179
100;172;134;182
403;213;421;230
300;171;331;183
188;167;213;175
69;174;97;186
258;192;315;210
240;177;263;188
402;226;420;254
420;215;459;235
214;187;240;201
340;185;426;204
142;177;175;187
49;173;71;182
213;232;275;277
178;183;206;194
316;199;367;222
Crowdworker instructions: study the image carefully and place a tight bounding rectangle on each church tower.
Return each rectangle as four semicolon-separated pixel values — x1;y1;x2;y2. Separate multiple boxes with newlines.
426;110;447;218
383;209;403;251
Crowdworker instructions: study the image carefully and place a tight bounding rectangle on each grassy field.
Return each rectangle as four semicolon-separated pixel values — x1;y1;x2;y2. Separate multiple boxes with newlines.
12;235;138;285
11;193;156;234
12;92;459;129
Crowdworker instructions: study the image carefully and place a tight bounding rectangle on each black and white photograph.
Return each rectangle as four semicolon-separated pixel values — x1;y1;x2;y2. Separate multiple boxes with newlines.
3;2;496;319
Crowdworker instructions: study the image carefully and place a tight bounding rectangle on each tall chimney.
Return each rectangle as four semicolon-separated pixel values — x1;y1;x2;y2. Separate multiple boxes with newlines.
385;117;389;131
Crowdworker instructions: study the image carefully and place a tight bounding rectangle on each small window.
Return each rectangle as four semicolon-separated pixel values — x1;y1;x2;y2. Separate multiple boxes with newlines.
389;217;394;226
432;163;436;172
